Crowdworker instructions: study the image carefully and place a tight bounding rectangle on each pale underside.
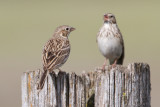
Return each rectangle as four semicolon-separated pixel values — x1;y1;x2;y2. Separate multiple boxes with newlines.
97;23;123;63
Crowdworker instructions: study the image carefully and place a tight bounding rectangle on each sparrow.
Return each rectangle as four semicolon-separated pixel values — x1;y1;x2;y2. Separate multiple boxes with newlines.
37;25;75;90
97;13;124;70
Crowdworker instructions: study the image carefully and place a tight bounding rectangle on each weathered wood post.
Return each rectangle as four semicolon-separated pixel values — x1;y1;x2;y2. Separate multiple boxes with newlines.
21;63;151;107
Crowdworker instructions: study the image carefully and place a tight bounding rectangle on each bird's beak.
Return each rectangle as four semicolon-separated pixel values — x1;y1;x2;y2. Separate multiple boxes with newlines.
70;27;75;32
104;14;108;21
104;14;108;19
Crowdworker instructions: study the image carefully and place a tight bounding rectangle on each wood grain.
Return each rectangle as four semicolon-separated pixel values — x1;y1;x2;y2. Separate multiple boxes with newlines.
22;63;151;107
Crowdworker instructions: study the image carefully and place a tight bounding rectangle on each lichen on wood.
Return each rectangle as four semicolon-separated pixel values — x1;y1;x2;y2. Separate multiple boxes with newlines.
22;63;151;107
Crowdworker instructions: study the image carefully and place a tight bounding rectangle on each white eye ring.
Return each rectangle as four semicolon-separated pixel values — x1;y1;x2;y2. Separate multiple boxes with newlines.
65;27;69;31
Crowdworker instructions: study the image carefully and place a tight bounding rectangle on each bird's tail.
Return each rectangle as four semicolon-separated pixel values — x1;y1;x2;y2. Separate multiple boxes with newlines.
116;55;124;65
37;67;48;90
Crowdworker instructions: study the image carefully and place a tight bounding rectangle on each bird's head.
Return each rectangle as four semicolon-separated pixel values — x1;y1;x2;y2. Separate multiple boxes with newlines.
103;13;116;24
54;25;75;38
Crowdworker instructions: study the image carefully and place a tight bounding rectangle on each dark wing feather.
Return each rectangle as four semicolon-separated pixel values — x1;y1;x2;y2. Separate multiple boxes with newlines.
117;30;125;65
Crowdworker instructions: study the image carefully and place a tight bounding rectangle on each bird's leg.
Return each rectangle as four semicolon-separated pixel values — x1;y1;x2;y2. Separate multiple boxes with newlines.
102;59;107;71
112;59;117;68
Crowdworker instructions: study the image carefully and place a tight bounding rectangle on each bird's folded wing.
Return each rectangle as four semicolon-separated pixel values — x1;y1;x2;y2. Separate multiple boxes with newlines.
117;30;125;64
42;39;70;70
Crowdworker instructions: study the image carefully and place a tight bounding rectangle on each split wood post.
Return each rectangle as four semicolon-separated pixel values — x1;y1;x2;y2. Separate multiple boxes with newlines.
21;63;151;107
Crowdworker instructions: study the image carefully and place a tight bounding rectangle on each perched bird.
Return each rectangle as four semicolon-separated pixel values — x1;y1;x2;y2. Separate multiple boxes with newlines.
37;25;75;90
97;13;124;70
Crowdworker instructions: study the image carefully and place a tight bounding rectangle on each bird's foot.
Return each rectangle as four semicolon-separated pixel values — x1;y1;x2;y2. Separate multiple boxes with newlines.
111;59;117;68
112;63;116;68
101;59;107;72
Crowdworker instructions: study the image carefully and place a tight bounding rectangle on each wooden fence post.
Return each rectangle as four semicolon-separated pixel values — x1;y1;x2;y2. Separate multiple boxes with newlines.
21;63;151;107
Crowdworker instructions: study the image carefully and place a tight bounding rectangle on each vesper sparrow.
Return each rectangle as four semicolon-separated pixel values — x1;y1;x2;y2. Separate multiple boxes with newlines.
37;25;75;90
97;13;124;70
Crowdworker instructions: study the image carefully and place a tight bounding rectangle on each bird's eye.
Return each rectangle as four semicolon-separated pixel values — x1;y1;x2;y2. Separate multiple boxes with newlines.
65;28;69;31
110;16;113;18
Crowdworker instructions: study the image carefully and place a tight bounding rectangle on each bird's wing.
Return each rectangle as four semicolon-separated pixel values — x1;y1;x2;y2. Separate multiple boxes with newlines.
42;38;70;70
116;29;125;64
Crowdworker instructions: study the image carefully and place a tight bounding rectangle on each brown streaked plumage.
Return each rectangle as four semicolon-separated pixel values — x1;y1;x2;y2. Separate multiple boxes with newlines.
97;13;124;70
37;25;75;90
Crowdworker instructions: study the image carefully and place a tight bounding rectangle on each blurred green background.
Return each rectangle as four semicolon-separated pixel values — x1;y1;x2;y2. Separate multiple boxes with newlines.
0;0;159;106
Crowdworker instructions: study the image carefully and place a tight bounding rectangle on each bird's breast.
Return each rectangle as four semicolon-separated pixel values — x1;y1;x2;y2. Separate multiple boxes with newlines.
97;26;122;59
